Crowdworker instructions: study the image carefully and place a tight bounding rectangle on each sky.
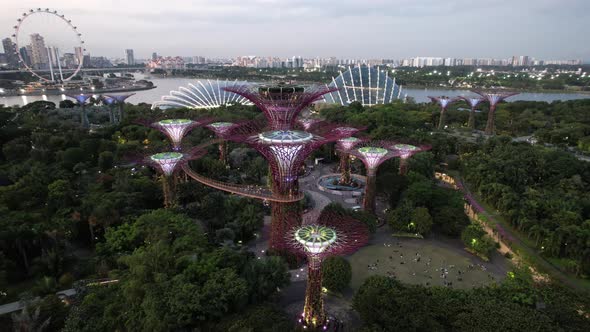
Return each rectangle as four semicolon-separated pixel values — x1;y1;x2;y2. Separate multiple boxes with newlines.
1;0;589;61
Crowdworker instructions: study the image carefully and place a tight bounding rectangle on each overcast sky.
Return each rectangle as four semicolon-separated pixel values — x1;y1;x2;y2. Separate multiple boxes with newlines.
1;0;589;61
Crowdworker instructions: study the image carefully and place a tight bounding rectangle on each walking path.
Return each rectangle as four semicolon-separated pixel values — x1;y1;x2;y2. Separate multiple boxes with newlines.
449;174;588;292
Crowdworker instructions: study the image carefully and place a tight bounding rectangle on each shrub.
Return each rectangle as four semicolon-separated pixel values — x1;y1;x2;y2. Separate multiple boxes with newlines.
322;256;352;292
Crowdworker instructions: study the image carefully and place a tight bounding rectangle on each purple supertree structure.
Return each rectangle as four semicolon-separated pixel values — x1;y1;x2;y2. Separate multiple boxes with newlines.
142;118;212;151
100;95;117;124
228;122;357;250
66;94;92;128
472;90;519;135
104;93;135;123
223;84;339;130
389;143;432;175
287;210;369;329
205;121;241;165
145;148;205;208
459;96;484;129
336;135;365;185
345;142;400;214
428;96;459;130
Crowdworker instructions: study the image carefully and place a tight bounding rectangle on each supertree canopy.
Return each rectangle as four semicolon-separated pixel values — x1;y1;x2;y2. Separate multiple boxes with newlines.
151;119;202;151
345;142;399;214
297;118;323;131
459;96;484;129
389;143;431;175
223;83;338;130
149;152;185;176
472;90;519;135
287;211;369;329
428;96;459;130
66;94;92;128
105;93;135;123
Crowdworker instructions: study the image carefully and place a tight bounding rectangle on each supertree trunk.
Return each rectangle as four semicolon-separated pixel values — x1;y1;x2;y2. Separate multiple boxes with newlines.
270;201;301;250
339;152;351;185
162;175;177;208
468;107;476;129
437;108;446;130
108;108;115;124
363;170;377;214
303;255;326;328
81;105;89;128
399;158;409;175
118;104;124;123
485;104;496;135
219;141;228;166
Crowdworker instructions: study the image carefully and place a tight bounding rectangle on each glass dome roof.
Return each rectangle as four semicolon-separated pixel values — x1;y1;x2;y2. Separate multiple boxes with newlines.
152;79;253;110
324;65;403;106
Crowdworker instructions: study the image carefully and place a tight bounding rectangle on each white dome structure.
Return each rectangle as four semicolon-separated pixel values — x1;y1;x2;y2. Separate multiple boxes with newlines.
324;65;404;106
152;79;253;110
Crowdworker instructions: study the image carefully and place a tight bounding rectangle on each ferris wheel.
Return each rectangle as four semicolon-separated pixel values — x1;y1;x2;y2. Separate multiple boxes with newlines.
12;8;85;83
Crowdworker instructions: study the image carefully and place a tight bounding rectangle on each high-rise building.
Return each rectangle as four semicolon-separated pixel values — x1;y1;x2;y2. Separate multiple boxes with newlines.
2;38;19;68
126;49;135;65
152;52;158;61
29;33;49;69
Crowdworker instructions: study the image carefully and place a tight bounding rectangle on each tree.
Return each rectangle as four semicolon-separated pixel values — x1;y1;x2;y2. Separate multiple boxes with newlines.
322;256;352;292
410;207;433;235
59;100;75;109
98;151;113;171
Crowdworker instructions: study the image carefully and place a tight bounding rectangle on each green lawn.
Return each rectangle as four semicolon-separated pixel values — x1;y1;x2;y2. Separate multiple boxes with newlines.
347;237;506;291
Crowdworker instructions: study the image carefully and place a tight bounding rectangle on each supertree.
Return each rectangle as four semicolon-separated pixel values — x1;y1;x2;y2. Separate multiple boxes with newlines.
428;96;459;130
145;149;205;208
142;118;212;151
459;96;484;130
205;121;241;165
100;95;117;124
336;135;365;185
66;94;92;128
389;143;432;175
223;84;338;130
104;93;135;123
287;211;369;329
227;122;357;250
345;142;399;214
472;90;519;135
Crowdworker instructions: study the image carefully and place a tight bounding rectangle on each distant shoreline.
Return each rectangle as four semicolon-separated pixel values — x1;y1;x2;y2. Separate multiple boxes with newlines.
1;85;156;97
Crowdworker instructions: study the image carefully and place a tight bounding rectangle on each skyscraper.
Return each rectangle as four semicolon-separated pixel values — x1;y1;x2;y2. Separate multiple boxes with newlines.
152;52;158;61
126;49;135;65
74;46;84;66
29;33;49;69
2;38;18;68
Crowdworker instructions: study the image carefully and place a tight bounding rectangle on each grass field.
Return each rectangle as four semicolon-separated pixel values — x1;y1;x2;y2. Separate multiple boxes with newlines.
347;236;507;291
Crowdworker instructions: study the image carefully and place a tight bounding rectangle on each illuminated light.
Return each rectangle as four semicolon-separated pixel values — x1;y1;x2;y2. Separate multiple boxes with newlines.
152;79;252;110
258;130;313;144
391;143;419;159
337;137;361;151
154;119;196;150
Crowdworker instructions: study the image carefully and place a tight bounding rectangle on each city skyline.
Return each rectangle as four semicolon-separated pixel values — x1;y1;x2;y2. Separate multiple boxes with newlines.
0;0;589;61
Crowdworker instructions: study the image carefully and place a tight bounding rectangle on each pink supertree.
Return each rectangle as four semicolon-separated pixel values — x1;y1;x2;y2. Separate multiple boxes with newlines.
336;136;366;185
286;210;369;329
472;90;519;135
142;118;213;151
428;96;460;130
104;93;135;123
345;142;400;214
223;84;338;130
205;121;242;165
459;96;484;129
389;143;432;175
228;122;357;250
66;94;92;128
144;148;206;208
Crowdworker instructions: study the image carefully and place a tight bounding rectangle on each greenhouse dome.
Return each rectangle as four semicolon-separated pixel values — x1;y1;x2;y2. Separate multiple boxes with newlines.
324;65;404;106
151;79;253;110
